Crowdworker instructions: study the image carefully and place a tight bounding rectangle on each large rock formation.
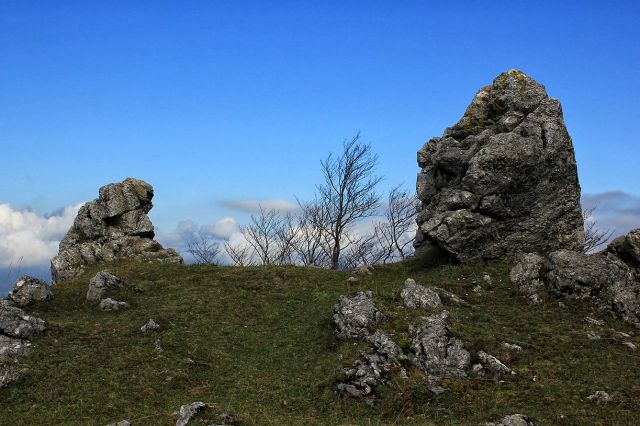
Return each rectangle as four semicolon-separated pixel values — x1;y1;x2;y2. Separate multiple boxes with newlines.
415;70;584;262
51;178;183;283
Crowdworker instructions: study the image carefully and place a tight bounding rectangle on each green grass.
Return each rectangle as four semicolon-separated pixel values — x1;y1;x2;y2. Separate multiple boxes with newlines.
1;259;639;425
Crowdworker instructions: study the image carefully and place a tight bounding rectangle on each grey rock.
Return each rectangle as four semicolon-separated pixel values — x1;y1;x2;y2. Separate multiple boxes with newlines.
586;331;601;340
409;311;470;390
414;70;584;262
99;298;130;311
51;178;183;283
338;331;404;404
7;276;53;306
433;287;467;305
477;351;513;379
140;319;160;333
606;228;640;269
332;292;386;340
106;421;131;426
0;364;22;388
586;390;613;404
501;342;523;352
0;300;46;339
509;253;545;296
176;401;207;426
623;341;637;350
471;363;486;378
353;265;374;276
400;278;442;309
346;276;359;284
0;335;31;362
87;271;127;301
484;414;538;426
584;316;604;326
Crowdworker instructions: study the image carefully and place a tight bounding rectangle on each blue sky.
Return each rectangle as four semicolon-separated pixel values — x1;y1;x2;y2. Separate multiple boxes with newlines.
1;1;639;290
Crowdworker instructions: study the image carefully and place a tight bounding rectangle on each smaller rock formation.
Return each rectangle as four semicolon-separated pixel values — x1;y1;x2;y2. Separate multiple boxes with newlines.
484;414;539;426
176;401;207;426
400;278;442;309
99;298;130;311
0;364;22;388
106;421;131;426
332;292;386;340
0;300;46;340
140;319;160;333
353;265;374;276
7;276;53;307
509;253;545;302
51;178;183;283
408;311;470;392
510;229;640;328
87;271;128;301
0;335;31;362
501;342;523;352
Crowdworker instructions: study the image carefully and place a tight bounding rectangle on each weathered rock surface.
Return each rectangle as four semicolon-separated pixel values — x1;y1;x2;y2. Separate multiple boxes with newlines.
176;401;207;426
400;278;442;309
477;351;513;379
484;414;539;426
7;276;53;307
0;301;46;340
140;319;161;333
106;421;131;426
337;331;405;404
586;390;614;404
332;292;386;340
87;271;127;301
414;70;584;262
408;311;470;391
99;298;130;311
0;335;31;362
51;177;183;283
509;253;545;298
509;229;640;328
0;364;22;388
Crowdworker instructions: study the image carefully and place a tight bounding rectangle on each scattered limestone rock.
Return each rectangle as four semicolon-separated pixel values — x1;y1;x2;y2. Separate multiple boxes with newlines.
353;265;374;276
106;421;131;426
51;177;183;284
0;335;31;362
586;331;601;340
606;229;640;269
482;273;493;286
332;292;386;340
585;316;604;326
87;271;128;301
509;253;545;301
337;331;404;405
586;390;614;404
0;301;46;340
99;298;130;311
477;351;513;379
408;311;470;392
623;341;637;350
140;319;160;333
471;363;486;378
433;287;467;305
484;414;539;426
0;364;22;388
501;342;523;352
400;278;442;309
7;276;53;307
346;276;359;284
176;401;207;426
414;70;584;262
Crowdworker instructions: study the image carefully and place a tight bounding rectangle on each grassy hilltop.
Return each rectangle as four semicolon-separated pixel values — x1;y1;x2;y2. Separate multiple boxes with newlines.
1;259;639;425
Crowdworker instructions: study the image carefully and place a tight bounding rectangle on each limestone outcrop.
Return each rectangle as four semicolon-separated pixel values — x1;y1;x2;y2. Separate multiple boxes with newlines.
510;228;640;328
7;276;53;307
415;70;584;262
51;178;183;283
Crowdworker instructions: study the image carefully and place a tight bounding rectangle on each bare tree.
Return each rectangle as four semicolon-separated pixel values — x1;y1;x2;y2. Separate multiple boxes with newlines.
341;232;384;269
316;132;382;269
583;207;614;253
224;240;255;266
373;186;419;263
291;200;331;267
187;234;221;264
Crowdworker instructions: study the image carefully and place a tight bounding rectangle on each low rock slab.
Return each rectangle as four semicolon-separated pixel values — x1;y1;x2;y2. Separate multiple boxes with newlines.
0;300;46;340
99;298;130;311
484;414;539;426
87;271;127;301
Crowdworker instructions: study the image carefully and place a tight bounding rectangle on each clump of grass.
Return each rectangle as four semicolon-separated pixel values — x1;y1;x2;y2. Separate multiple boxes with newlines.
1;259;639;425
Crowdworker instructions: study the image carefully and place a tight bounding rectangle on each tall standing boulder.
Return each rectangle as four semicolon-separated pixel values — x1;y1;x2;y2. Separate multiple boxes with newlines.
415;70;584;262
51;178;183;283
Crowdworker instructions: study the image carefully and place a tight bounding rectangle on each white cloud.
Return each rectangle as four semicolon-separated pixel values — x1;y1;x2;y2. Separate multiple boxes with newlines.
582;191;640;238
201;216;239;239
0;203;83;268
218;199;298;214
